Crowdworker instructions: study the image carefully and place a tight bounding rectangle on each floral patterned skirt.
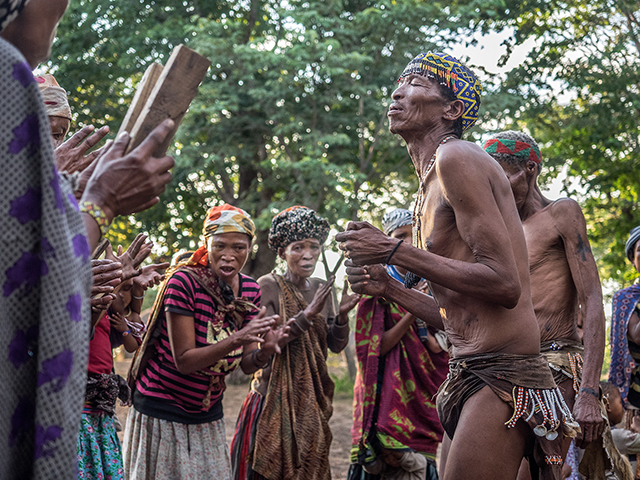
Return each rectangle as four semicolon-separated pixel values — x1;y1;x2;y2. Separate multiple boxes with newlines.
122;407;232;480
77;411;125;479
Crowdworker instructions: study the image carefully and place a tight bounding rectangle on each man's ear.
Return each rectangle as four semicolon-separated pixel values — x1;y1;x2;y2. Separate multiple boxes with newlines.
278;247;286;260
443;98;465;122
526;160;538;175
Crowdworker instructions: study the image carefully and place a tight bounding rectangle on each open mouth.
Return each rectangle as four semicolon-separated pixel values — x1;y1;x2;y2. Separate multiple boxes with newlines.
388;104;403;114
219;266;236;275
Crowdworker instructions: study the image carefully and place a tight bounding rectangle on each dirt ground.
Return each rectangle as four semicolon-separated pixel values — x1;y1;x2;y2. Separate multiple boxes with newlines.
114;354;355;479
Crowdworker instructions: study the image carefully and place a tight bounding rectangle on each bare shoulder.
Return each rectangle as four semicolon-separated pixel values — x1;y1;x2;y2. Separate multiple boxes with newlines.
436;139;510;194
257;274;279;294
547;198;587;233
548;197;584;218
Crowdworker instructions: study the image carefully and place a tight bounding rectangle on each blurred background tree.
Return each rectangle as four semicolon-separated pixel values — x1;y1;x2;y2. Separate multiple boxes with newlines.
49;0;640;288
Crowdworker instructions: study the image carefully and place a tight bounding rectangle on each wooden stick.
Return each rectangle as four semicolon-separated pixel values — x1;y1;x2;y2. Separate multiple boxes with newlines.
126;44;211;156
117;62;164;138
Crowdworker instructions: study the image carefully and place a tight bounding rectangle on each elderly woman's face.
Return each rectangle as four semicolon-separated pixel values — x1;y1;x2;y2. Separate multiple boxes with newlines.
50;115;70;148
281;238;321;279
1;0;69;68
207;232;251;284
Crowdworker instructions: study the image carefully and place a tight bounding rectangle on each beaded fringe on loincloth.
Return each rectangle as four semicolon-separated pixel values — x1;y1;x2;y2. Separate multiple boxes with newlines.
505;386;580;441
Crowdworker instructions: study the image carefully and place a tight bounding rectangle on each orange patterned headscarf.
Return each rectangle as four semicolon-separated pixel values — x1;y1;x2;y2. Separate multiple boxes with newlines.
189;204;255;266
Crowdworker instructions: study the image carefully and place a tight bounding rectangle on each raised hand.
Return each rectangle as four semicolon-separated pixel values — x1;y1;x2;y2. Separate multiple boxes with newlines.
305;276;335;318
105;233;152;282
338;278;361;317
234;307;279;346
133;262;170;293
335;221;397;266
109;311;130;334
56;125;110;174
262;317;296;355
81;119;176;221
344;260;390;297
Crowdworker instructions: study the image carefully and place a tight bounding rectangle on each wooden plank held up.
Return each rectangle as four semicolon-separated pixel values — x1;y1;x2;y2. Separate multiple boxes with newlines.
117;62;164;138
124;44;211;156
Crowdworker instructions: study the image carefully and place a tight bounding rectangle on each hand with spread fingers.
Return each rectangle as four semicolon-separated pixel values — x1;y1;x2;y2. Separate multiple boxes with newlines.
338;278;361;322
235;307;280;346
56;125;110;174
90;258;122;310
335;221;398;266
262;317;296;355
105;234;152;282
133;262;170;292
81;119;176;222
304;275;335;318
344;260;390;297
573;390;606;448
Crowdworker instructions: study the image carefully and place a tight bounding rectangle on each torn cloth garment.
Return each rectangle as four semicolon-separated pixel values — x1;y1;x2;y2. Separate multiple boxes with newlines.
541;339;584;394
250;274;334;480
543;340;632;480
436;353;579;480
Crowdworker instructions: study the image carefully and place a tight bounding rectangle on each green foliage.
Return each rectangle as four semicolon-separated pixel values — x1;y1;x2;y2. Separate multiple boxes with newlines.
50;0;484;276
479;0;640;287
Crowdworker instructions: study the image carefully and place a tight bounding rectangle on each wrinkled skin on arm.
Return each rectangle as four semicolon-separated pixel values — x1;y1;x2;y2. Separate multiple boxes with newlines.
344;261;443;330
549;199;605;447
339;141;540;358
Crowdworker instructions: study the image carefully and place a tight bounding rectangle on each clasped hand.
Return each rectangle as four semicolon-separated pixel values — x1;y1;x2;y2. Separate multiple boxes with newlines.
335;221;396;266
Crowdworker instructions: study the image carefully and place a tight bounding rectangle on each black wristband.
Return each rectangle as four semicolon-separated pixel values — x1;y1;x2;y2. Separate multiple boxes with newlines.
579;387;599;399
386;239;404;265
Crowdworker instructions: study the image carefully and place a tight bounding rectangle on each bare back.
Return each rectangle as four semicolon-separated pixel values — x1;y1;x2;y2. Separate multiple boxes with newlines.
421;140;540;358
523;201;581;343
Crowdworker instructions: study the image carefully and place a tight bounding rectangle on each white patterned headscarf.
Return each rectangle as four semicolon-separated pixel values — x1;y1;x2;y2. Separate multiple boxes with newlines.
36;74;72;120
0;0;31;33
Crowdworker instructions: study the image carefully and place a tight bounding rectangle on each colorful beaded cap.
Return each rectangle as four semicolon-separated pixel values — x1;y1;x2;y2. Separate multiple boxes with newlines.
399;52;482;133
483;138;542;164
268;206;330;252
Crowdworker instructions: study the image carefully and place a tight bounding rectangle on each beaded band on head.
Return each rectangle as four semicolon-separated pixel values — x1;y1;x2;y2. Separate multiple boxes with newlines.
483;138;542;165
399;52;482;134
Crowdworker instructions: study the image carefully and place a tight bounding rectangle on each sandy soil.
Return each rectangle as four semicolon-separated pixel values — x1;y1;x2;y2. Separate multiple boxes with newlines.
114;355;355;479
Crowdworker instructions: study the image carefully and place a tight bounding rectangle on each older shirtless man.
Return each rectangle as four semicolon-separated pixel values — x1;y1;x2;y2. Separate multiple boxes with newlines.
483;131;606;468
336;53;577;480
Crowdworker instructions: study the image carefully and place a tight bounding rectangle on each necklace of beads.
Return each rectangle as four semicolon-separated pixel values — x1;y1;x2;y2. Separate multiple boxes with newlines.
405;135;456;289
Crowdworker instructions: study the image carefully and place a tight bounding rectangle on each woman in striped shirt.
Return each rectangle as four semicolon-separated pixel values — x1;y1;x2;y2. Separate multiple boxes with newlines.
124;204;286;480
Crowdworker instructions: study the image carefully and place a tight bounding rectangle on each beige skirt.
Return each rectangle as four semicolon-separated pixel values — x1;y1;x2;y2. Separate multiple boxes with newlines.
122;407;232;480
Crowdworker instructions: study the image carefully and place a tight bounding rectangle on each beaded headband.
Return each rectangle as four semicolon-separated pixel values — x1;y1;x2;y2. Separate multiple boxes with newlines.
399;52;482;133
483;138;542;164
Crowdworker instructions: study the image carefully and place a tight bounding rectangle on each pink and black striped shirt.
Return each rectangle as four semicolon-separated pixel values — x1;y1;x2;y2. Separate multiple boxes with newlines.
135;271;260;420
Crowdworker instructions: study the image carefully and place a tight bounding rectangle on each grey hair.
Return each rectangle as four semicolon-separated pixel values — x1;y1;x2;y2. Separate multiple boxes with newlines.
486;130;542;174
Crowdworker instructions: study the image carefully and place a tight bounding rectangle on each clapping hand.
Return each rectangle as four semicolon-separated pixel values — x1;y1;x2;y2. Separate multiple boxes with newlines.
105;233;152;282
56;125;110;174
304;276;335;318
90;258;122;310
133;262;170;292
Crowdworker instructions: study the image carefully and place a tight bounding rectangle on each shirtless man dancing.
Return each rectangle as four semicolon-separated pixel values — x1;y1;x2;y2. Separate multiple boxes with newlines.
483;131;606;471
336;52;577;480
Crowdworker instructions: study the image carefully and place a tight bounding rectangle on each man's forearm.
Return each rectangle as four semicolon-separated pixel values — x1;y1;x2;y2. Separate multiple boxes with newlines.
390;242;520;308
580;301;605;390
384;281;444;330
